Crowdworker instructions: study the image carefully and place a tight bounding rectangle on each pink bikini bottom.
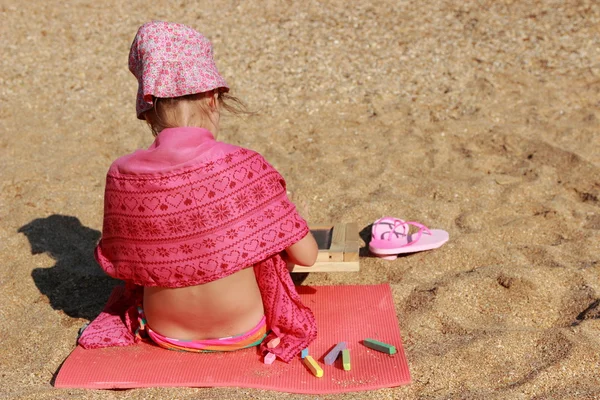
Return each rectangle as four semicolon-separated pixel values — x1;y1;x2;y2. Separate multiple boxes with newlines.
137;307;268;352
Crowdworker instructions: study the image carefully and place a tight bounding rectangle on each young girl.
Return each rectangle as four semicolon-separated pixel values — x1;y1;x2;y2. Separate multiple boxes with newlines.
78;21;318;363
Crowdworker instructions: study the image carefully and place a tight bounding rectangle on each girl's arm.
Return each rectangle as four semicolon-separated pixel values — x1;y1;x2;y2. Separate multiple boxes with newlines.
284;232;318;267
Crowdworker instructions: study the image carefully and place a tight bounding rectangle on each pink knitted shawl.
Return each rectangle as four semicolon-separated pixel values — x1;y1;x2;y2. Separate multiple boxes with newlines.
78;127;317;362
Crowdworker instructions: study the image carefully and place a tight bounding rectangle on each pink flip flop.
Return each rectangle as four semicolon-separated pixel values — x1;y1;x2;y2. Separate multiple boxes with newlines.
369;217;449;260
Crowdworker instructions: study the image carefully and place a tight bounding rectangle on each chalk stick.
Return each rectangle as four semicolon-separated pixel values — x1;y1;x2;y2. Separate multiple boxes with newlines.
267;337;280;349
363;338;396;355
342;349;351;371
303;355;323;378
264;352;276;365
324;341;347;365
300;348;309;359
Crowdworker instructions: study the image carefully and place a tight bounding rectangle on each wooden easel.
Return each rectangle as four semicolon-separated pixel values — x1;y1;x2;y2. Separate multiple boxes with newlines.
289;223;360;272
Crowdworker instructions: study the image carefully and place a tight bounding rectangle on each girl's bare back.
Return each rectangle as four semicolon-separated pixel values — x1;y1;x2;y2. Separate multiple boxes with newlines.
142;234;317;340
143;267;264;340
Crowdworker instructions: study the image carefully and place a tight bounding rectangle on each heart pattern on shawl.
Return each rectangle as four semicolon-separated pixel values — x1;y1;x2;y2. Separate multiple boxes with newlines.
175;264;195;277
123;197;138;210
280;220;294;232
251;159;263;173
262;230;277;242
214;177;230;192
190;186;208;201
166;193;184;207
243;239;259;252
223;250;241;264
233;167;248;182
143;197;161;211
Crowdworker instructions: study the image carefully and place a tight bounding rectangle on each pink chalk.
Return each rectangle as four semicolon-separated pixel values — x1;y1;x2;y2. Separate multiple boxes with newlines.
264;352;276;365
267;337;280;349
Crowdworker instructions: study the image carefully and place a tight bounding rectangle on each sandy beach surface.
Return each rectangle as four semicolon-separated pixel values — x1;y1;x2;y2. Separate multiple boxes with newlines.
2;0;599;398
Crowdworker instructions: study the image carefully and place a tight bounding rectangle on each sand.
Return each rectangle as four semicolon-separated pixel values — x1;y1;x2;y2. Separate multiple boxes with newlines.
1;0;599;398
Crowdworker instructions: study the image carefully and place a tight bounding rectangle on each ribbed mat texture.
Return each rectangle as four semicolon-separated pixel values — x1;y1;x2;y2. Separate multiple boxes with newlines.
55;284;411;393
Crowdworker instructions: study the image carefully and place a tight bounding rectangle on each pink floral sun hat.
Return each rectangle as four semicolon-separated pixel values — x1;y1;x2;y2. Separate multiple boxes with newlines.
128;21;229;119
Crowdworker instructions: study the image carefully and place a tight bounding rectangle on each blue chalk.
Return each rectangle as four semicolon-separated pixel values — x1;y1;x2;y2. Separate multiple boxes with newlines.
300;348;309;359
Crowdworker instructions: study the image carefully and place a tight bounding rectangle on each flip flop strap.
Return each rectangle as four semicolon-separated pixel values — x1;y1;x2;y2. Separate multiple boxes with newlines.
372;217;408;241
396;221;432;248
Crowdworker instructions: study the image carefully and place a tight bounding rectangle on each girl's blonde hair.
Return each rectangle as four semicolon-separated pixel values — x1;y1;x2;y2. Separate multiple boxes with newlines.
143;90;250;137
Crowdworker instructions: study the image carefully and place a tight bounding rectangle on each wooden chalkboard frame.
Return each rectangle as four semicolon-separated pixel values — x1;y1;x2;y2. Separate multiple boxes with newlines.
289;222;360;273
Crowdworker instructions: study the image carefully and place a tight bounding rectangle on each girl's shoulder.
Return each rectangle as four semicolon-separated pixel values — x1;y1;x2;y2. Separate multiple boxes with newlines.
105;140;268;181
104;127;264;179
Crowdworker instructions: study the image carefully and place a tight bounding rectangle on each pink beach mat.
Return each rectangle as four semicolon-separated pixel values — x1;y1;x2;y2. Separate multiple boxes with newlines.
54;284;411;394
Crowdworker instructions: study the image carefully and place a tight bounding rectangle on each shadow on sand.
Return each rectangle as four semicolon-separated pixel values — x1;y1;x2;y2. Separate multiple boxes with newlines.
19;214;118;321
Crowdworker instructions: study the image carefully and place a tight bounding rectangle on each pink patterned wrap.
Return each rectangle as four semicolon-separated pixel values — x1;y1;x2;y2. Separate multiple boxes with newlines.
128;21;229;119
78;127;317;363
